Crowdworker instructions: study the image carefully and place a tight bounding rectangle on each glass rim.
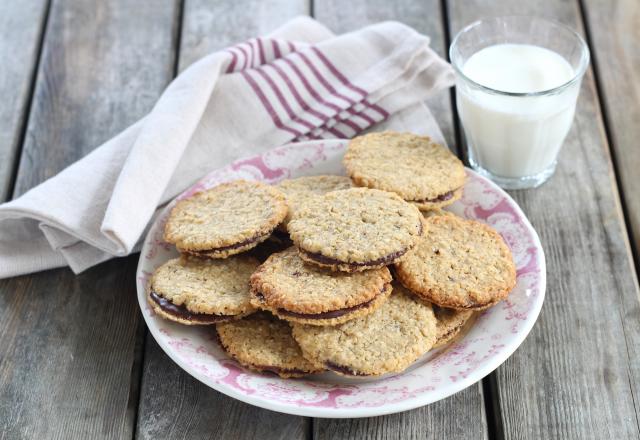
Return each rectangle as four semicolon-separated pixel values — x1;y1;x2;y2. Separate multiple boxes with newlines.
449;15;590;97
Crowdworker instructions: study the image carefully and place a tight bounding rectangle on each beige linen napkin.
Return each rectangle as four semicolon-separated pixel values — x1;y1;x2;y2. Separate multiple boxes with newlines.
0;16;453;278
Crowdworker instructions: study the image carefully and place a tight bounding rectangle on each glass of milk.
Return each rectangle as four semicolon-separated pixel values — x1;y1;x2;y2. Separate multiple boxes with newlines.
450;16;590;189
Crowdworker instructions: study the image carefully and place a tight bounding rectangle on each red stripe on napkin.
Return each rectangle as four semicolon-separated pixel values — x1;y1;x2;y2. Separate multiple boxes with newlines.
253;68;318;131
241;71;304;137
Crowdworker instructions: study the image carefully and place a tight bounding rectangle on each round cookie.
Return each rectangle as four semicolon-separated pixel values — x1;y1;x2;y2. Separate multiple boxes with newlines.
250;247;392;326
291;284;438;376
277;175;352;228
344;131;466;210
147;255;259;325
287;188;423;272
216;313;322;378
164;180;288;258
433;306;474;348
395;215;516;310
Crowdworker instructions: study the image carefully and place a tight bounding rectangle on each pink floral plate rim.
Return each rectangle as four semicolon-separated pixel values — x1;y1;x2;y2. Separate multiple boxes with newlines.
136;139;546;418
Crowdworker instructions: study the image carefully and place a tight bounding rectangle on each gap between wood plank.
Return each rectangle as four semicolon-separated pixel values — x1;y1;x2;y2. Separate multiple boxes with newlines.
172;0;186;78
5;0;52;202
482;374;505;440
128;316;148;440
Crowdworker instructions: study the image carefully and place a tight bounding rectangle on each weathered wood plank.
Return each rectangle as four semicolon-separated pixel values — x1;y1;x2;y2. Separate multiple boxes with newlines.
313;388;488;440
447;1;640;438
581;0;640;263
136;337;310;440
312;1;488;438
0;1;179;438
12;0;179;195
135;1;311;439
0;0;49;201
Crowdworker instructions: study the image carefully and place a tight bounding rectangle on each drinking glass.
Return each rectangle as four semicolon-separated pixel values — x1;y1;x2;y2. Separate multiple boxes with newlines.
450;16;590;189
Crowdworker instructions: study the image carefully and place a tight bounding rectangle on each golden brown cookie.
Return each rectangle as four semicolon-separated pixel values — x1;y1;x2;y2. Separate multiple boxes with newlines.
277;175;352;228
147;255;259;325
291;284;438;376
287;188;424;272
395;215;516;310
164;180;288;258
216;313;322;378
250;247;392;326
432;306;474;348
344;132;466;210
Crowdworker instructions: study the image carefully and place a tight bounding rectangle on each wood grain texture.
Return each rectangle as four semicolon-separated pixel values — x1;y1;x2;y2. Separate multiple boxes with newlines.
581;0;640;261
135;1;311;439
12;0;179;196
314;387;488;440
136;337;310;440
447;1;640;438
0;1;179;438
0;0;49;201
312;1;487;438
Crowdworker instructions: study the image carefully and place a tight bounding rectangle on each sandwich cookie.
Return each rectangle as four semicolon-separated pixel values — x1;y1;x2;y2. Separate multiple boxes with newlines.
250;247;392;326
395;215;516;310
433;306;474;348
147;255;259;325
344;132;465;210
287;188;423;272
277;175;352;228
216;313;322;378
164;180;288;258
292;284;438;377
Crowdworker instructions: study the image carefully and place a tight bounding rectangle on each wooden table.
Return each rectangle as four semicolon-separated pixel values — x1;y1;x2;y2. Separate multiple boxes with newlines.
1;1;638;438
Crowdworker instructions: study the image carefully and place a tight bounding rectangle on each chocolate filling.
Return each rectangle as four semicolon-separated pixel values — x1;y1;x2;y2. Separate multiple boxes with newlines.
277;302;370;320
150;291;231;323
302;249;407;268
275;285;387;320
301;222;422;269
412;188;460;204
324;361;369;376
185;232;270;256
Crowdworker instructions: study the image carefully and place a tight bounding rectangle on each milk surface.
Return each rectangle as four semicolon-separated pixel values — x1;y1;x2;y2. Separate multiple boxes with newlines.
457;44;578;178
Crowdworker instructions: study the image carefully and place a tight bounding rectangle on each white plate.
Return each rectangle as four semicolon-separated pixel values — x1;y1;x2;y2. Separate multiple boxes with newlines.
136;139;546;418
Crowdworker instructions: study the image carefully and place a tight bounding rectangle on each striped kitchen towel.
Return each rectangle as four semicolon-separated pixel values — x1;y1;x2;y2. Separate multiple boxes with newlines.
0;16;454;278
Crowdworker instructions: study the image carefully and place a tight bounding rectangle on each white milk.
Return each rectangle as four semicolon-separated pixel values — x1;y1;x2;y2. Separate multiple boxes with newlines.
457;44;578;178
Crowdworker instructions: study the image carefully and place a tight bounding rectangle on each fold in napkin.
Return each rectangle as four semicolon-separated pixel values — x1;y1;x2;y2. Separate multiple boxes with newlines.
0;17;454;279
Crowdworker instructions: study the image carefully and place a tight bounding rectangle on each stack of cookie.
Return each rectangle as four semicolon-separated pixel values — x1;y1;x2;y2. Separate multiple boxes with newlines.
148;131;517;378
